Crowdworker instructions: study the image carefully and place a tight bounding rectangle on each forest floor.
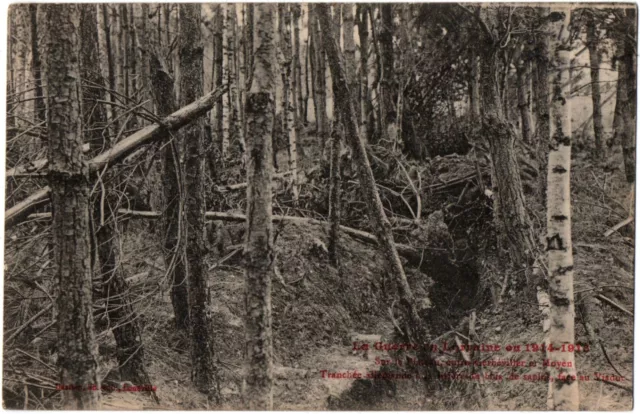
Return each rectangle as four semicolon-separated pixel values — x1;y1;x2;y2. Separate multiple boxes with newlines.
4;131;633;410
95;139;634;410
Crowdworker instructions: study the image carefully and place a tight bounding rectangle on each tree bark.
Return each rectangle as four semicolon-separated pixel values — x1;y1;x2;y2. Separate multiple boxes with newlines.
546;7;579;410
587;15;604;158
80;5;155;396
310;5;328;150
378;4;396;145
243;4;276;410
620;8;636;185
328;125;342;266
343;4;358;121
179;3;218;395
280;4;299;201
357;5;373;143
148;52;190;332
44;4;101;409
29;4;45;124
515;46;533;144
477;18;534;266
316;5;436;375
470;48;481;122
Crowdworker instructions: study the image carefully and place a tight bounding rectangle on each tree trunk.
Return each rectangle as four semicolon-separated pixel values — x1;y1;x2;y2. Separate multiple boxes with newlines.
516;49;533;144
310;5;328;151
44;4;101;409
343;4;358;121
470;48;481;122
292;4;305;158
328;124;342;266
587;15;604;158
546;7;579;410
148;52;190;332
280;4;299;201
316;5;436;376
620;8;636;185
213;4;224;163
243;4;276;410
357;5;373;143
378;4;396;146
97;4;118;137
292;5;305;134
29;4;45;124
480;44;534;266
179;4;218;395
534;7;551;148
80;5;155;395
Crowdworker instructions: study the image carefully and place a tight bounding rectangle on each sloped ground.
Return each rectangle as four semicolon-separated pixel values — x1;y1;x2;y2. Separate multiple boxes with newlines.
3;131;632;410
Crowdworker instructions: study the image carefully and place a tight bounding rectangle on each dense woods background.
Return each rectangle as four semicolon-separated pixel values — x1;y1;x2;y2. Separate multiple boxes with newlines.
3;3;636;410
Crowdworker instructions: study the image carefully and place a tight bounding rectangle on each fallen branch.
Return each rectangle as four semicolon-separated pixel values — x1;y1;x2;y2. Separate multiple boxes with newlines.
30;209;429;259
4;303;53;345
595;294;633;317
603;216;634;237
5;86;228;230
216;171;292;192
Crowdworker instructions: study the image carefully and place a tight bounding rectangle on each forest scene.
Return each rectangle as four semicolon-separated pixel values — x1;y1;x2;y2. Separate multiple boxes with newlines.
3;2;636;410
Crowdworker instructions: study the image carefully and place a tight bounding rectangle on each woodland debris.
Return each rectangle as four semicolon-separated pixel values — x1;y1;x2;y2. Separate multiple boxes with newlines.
5;86;228;230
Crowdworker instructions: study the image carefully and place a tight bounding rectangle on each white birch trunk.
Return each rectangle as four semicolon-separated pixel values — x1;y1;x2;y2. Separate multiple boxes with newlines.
546;6;579;411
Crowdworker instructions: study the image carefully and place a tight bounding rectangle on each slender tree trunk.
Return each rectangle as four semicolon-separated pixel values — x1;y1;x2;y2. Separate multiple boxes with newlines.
620;8;636;186
480;44;534;267
328;124;342;266
29;4;45;124
587;16;604;158
97;4;118;138
44;4;100;408
280;4;299;201
470;48;481;122
516;51;533;144
133;4;152;119
369;6;383;141
292;4;305;157
80;7;154;394
310;5;327;151
534;7;551;148
227;4;242;155
378;4;396;146
317;6;436;375
357;5;373;144
179;4;218;395
303;34;310;123
213;5;224;160
221;5;230;157
243;4;276;410
343;4;358;121
546;7;578;410
148;52;189;332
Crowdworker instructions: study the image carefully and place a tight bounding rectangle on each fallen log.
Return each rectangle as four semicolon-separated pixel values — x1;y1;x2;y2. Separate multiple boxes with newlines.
216;171;292;192
28;209;427;259
5;86;228;230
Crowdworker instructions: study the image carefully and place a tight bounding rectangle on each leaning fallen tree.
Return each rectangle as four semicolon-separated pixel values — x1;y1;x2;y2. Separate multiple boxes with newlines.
5;86;228;230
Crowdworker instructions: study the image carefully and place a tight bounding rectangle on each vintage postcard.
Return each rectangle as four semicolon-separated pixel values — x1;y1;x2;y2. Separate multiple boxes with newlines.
3;2;635;410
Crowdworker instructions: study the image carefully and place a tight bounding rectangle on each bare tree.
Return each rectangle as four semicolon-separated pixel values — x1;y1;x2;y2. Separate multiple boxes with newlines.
546;7;579;410
586;12;604;158
44;4;100;408
178;3;218;395
243;4;276;410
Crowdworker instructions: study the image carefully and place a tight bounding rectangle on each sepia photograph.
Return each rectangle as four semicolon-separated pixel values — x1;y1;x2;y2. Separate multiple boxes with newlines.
2;2;636;410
